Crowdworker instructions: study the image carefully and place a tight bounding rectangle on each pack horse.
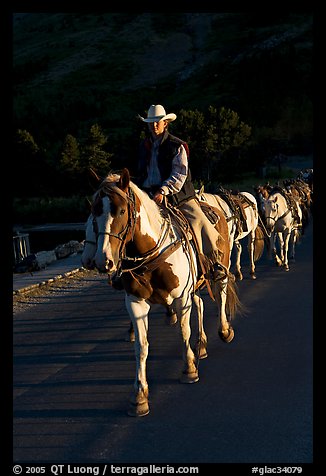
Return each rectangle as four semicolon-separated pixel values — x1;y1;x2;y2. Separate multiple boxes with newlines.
82;168;242;416
197;188;265;280
262;191;302;271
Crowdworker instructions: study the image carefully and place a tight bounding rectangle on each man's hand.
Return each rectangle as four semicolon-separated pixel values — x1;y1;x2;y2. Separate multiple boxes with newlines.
153;191;164;204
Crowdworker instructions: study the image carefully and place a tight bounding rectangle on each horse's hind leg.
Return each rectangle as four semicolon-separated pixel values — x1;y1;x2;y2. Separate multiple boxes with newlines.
272;233;283;267
165;304;178;326
214;277;235;343
193;292;208;360
234;240;243;281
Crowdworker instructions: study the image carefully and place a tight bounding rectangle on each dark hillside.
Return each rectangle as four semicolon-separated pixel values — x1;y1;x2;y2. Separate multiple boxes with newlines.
13;12;313;197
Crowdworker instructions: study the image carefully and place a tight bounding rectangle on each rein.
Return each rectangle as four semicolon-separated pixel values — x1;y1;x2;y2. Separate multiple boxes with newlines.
265;207;291;223
93;185;184;278
92;187;137;243
121;219;175;272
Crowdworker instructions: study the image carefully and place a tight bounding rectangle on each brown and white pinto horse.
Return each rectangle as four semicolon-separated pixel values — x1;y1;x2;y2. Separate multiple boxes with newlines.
82;168;242;417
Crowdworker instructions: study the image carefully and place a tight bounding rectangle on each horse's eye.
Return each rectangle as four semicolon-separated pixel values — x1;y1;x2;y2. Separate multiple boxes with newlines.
120;209;126;216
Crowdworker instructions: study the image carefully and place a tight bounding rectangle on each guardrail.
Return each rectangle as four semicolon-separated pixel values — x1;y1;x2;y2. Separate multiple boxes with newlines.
13;233;30;265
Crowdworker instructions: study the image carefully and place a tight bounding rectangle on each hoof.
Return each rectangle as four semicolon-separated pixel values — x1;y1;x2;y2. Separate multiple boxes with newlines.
284;265;289;272
196;344;208;359
165;312;177;326
234;272;243;281
125;329;135;342
250;273;257;280
198;349;208;360
180;370;199;384
127;401;150;417
218;326;235;343
128;390;149;417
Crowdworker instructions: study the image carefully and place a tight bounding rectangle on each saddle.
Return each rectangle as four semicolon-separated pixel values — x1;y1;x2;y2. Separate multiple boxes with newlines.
112;199;228;301
163;200;228;301
216;187;250;235
272;186;301;225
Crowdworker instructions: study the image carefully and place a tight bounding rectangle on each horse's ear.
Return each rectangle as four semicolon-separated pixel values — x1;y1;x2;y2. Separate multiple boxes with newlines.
88;168;103;191
118;168;130;192
85;196;92;210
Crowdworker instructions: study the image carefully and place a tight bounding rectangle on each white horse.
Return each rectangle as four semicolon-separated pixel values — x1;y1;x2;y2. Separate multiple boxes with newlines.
81;169;242;417
196;189;265;280
262;191;302;271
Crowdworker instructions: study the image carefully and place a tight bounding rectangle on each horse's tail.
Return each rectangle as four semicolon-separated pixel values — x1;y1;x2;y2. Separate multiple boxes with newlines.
214;272;246;320
253;224;265;262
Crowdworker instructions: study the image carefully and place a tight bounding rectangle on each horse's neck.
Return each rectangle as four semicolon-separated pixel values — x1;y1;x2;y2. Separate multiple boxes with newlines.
275;193;293;222
275;192;286;206
130;198;167;256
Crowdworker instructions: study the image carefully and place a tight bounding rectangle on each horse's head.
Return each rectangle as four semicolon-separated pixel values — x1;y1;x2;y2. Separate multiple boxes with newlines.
263;195;279;233
90;168;134;274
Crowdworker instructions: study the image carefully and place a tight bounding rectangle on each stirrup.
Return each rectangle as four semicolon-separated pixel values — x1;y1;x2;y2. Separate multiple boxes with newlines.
210;263;227;281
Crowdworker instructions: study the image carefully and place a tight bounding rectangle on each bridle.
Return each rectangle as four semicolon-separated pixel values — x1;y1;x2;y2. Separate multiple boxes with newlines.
91;187;137;257
90;185;190;279
264;198;292;234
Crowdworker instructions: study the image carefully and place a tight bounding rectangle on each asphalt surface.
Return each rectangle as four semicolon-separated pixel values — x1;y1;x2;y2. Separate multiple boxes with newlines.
12;220;315;468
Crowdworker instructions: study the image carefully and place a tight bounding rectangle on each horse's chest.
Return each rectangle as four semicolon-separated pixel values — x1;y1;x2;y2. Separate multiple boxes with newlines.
123;263;180;304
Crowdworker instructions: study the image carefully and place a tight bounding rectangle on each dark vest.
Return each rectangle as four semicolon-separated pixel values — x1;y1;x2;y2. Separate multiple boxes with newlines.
137;130;195;206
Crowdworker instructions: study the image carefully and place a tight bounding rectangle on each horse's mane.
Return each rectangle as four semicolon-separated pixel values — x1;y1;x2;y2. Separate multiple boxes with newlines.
96;172;164;234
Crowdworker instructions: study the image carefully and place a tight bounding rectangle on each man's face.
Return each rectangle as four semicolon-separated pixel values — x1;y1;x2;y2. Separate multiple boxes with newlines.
148;120;166;138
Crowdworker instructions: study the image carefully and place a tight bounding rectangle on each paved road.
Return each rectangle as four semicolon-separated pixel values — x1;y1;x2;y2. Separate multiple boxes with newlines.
12;222;314;466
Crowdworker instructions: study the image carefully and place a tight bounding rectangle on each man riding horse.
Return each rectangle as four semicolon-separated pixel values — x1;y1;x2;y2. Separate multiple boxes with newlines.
134;104;226;285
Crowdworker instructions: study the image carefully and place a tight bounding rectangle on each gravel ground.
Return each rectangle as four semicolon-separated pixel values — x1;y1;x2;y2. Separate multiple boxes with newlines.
13;268;101;314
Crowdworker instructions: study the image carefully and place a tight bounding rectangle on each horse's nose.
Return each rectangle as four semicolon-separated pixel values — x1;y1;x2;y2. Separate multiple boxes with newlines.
105;259;114;272
95;257;115;274
81;257;95;270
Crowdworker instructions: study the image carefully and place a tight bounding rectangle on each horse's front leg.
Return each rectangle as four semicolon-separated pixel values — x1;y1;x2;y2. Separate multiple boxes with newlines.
277;232;285;264
125;320;135;343
234;240;243;281
281;231;291;271
175;295;199;384
272;232;283;267
125;295;150;417
267;233;274;260
289;228;299;261
247;231;257;279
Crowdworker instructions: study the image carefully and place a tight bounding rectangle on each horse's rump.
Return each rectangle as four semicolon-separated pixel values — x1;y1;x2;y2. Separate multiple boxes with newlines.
199;202;230;268
253;224;265;262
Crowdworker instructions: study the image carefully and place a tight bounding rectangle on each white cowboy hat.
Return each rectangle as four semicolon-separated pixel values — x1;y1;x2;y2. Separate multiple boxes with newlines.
138;104;177;123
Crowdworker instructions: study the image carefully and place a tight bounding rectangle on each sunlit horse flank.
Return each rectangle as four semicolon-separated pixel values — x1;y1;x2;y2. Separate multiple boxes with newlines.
196;188;265;280
81;168;242;417
262;191;302;271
